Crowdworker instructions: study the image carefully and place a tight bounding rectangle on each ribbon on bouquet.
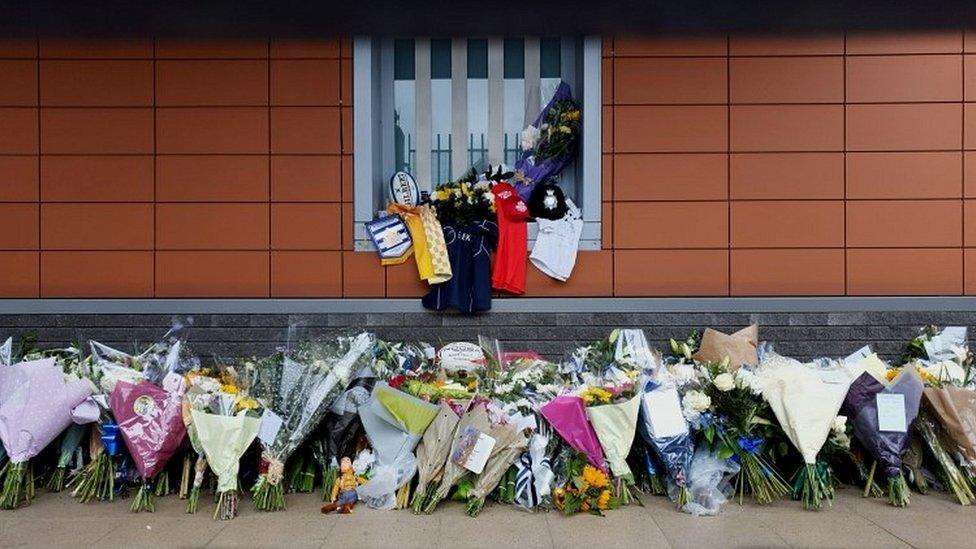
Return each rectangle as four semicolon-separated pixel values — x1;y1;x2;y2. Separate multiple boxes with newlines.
737;436;764;455
101;422;122;456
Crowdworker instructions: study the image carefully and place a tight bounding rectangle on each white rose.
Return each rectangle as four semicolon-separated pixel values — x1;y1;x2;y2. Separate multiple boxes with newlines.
714;373;735;392
832;415;847;435
682;390;711;414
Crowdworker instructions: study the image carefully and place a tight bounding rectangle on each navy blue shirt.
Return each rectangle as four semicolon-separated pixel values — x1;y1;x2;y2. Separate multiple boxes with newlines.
422;220;498;313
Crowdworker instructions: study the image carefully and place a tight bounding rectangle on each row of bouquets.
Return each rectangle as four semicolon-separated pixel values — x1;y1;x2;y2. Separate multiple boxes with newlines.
3;323;976;520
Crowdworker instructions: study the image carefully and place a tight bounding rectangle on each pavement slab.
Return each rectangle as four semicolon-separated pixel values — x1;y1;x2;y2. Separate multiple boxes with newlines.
2;488;976;548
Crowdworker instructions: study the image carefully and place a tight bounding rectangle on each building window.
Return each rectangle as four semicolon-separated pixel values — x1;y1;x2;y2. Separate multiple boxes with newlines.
353;36;602;250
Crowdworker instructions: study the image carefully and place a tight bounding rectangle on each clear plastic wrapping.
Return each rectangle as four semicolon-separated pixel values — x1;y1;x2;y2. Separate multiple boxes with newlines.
681;448;740;516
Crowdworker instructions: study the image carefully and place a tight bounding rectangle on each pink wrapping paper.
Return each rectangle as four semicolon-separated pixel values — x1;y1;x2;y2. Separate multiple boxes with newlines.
540;395;606;471
0;358;94;462
109;379;187;479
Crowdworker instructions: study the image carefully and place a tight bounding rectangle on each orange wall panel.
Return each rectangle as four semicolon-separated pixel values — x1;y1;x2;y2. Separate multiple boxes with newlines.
40;203;153;250
41;156;153;202
0;156;39;201
156;156;269;202
40;60;153;106
0;204;39;249
2;33;974;298
155;251;269;297
0;60;38;106
40;251;154;297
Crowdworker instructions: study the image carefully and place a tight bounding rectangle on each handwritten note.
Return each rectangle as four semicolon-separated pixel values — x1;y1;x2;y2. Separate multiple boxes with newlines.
877;394;907;433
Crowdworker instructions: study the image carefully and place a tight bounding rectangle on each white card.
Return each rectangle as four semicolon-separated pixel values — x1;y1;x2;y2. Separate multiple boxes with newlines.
258;409;284;446
843;345;872;365
451;426;496;475
818;369;850;385
643;388;688;438
877;394;907;433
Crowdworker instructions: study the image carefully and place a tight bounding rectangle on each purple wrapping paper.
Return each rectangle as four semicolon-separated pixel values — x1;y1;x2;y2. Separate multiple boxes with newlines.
514;81;579;202
0;358;95;463
540;395;606;471
842;369;923;479
109;379;187;479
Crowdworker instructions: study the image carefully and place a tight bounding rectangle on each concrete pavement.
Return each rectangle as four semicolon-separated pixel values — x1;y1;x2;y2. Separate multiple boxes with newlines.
0;486;973;548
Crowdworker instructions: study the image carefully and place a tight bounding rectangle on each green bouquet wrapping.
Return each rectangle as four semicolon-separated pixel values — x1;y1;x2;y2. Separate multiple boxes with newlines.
191;410;262;520
585;393;642;505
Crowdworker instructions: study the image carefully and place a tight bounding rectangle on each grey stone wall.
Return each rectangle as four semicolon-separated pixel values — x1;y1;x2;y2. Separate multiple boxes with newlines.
2;311;975;362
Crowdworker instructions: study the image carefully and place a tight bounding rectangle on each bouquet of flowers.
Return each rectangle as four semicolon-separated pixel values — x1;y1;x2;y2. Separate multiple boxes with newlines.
422;401;491;514
552;451;615;516
693;359;789;505
757;351;851;510
110;373;188;512
842;368;923;507
514;81;581;201
492;357;564;414
925;384;976;482
187;377;263;520
249;333;373;511
582;384;641;505
17;344;94;494
182;365;262;516
70;324;198;505
429;169;497;228
540;395;605;472
0;357;98;509
465;406;531;516
357;382;440;509
410;401;462;512
637;372;695;508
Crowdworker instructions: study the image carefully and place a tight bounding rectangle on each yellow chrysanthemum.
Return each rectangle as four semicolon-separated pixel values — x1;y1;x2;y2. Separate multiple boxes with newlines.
221;384;239;395
581;386;612;405
234;397;259;411
581;465;608;489
597;489;611;510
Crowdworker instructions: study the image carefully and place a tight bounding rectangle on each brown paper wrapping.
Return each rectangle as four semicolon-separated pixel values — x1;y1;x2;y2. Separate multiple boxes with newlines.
692;324;759;369
925;386;976;463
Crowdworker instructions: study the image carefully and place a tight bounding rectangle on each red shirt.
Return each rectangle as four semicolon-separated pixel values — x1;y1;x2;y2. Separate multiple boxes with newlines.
491;182;531;294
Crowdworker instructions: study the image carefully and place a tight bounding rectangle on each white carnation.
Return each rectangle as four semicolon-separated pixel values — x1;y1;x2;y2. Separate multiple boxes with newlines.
832;415;847;435
520;125;541;151
682;390;711;414
735;368;764;395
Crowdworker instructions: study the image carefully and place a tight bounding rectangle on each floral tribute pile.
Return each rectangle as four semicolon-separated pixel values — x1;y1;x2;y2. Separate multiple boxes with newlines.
2;323;976;519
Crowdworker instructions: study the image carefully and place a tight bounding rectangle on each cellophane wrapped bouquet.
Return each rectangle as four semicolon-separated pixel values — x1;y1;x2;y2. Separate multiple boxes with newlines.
0;354;98;509
463;402;532;517
357;381;440;510
842;366;923;507
16;344;95;494
514;81;581;201
895;326;976;504
637;363;695;509
690;357;790;505
571;329;655;505
421;401;492;514
249;332;373;511
70;324;197;506
492;356;565;510
757;349;851;510
183;363;263;520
